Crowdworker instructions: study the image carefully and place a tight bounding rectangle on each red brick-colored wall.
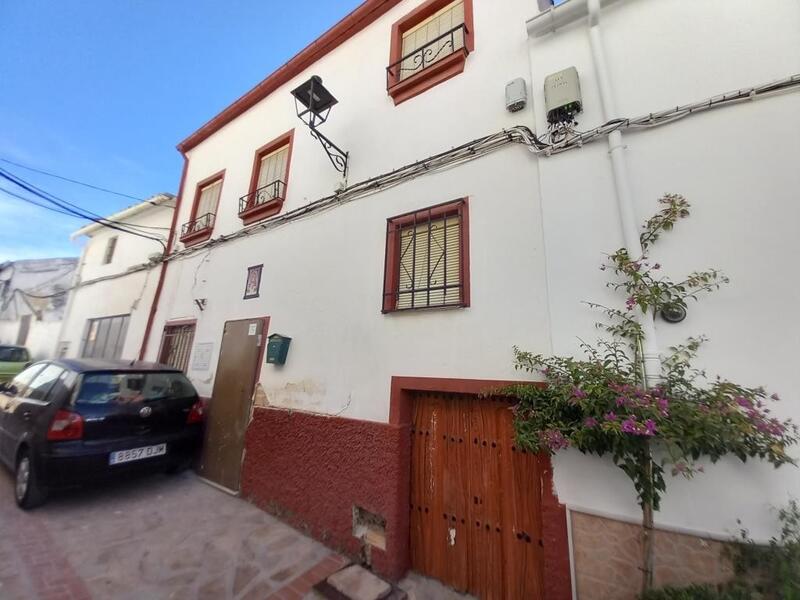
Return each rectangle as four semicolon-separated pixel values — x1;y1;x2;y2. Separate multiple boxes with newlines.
241;407;412;580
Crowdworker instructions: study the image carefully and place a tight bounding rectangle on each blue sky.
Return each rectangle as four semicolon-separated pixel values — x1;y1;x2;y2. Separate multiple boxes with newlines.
0;0;361;261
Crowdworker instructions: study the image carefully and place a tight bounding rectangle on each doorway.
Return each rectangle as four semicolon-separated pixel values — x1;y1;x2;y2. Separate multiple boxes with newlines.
198;317;267;492
410;391;544;600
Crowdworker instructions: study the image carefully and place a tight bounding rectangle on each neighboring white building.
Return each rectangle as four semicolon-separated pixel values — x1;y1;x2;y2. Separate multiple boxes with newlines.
57;194;175;363
0;257;77;359
133;0;799;598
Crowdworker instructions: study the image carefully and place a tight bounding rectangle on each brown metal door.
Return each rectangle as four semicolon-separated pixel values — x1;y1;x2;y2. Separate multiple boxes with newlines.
410;392;544;600
198;318;264;492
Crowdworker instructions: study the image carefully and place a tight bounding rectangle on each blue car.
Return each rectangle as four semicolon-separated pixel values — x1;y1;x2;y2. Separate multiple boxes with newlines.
0;359;205;508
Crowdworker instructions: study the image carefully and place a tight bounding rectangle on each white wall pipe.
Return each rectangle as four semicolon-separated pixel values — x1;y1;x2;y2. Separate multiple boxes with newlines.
586;0;661;385
527;0;623;39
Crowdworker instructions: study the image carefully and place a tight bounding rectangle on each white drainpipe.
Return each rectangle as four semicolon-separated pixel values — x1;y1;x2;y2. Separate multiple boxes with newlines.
529;0;662;385
586;0;661;386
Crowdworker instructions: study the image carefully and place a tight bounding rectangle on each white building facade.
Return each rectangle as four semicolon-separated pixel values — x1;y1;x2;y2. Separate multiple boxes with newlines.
140;1;800;597
0;258;77;360
58;194;175;363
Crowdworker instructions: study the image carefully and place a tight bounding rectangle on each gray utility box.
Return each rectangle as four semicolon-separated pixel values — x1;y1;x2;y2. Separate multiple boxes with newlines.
544;66;582;123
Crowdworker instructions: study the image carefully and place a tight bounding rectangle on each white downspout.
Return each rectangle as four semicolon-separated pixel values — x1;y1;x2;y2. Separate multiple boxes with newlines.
586;0;661;385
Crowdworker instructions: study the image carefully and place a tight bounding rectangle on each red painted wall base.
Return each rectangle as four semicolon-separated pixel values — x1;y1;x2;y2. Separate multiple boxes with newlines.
241;382;571;599
241;407;411;580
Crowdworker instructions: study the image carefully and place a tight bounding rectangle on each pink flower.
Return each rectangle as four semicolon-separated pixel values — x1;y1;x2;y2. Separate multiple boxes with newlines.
540;429;570;451
572;387;588;400
616;396;627;407
625;297;636;310
672;462;688;476
771;393;781;401
604;411;617;422
736;396;752;409
644;419;657;436
584;417;598;428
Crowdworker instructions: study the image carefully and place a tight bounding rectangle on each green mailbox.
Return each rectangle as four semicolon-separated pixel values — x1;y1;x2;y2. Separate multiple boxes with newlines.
266;334;291;365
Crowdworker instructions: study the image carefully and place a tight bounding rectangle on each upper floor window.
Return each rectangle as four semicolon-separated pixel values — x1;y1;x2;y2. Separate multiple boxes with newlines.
387;0;474;105
180;171;224;246
382;198;470;312
102;236;117;265
239;131;294;225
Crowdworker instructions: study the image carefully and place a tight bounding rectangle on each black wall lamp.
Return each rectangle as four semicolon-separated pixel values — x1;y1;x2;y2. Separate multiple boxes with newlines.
291;76;349;177
660;303;687;323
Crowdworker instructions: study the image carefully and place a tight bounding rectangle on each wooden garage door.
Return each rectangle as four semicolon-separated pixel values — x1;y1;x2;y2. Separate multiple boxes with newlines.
410;392;544;600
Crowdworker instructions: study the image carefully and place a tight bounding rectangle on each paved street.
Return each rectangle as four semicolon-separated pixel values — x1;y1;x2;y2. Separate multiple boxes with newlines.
0;469;348;600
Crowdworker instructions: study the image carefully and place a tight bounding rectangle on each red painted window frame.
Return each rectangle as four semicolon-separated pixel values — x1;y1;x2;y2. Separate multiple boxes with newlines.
387;0;475;106
239;129;295;225
382;197;470;313
180;169;225;246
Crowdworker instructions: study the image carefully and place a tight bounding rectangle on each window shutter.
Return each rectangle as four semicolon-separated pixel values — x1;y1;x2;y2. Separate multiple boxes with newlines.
103;236;117;265
197;180;222;217
257;146;289;191
396;214;461;309
400;0;465;81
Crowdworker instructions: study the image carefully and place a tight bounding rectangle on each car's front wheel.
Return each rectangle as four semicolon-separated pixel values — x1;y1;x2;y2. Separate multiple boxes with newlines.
15;449;46;509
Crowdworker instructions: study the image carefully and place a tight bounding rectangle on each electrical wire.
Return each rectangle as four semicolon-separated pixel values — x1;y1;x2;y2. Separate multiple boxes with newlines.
161;73;800;266
0;185;171;235
14;73;798;301
0;157;145;202
0;168;168;248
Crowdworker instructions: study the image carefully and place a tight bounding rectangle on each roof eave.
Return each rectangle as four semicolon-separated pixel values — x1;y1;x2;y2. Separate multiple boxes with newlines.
176;0;403;154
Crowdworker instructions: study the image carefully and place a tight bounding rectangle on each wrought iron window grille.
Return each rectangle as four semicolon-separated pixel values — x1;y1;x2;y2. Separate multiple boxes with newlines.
239;179;286;215
180;212;215;238
383;200;467;312
386;23;470;90
159;324;195;372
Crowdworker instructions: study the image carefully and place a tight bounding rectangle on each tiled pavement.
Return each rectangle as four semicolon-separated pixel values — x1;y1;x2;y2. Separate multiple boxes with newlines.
0;469;349;600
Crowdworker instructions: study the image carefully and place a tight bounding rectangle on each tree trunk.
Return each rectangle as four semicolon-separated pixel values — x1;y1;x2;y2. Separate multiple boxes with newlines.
641;451;655;594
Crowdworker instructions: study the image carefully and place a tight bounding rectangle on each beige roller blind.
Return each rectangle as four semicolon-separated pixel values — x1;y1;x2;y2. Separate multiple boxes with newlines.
400;0;465;81
196;179;222;216
256;145;289;190
396;214;461;309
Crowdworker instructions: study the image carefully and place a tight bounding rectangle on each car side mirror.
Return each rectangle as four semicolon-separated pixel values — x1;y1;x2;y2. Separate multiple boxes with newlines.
24;362;32;369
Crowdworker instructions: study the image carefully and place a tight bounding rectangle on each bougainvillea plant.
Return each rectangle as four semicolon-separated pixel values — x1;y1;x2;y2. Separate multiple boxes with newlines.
505;194;798;592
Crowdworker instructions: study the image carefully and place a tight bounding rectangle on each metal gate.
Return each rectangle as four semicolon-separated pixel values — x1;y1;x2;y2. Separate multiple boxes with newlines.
158;323;196;372
410;392;544;600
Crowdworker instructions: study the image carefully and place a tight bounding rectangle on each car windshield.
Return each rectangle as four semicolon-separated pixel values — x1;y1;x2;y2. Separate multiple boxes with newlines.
0;347;27;362
75;372;195;406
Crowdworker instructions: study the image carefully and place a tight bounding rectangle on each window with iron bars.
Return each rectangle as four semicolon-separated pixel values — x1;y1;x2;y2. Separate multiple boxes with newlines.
158;322;196;373
382;199;470;312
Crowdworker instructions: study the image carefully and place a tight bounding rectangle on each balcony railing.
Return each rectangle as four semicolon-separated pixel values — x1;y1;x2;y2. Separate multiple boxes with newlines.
238;179;286;216
386;23;469;90
180;212;215;240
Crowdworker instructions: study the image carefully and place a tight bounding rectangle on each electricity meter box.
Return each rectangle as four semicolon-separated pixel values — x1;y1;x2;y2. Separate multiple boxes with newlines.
544;67;582;124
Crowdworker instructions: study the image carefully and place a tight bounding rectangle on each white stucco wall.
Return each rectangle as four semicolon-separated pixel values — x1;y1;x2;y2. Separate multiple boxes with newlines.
144;0;799;544
58;203;173;360
526;0;800;542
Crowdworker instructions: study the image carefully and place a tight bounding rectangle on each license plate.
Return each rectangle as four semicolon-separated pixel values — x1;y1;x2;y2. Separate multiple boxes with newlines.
109;443;167;465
